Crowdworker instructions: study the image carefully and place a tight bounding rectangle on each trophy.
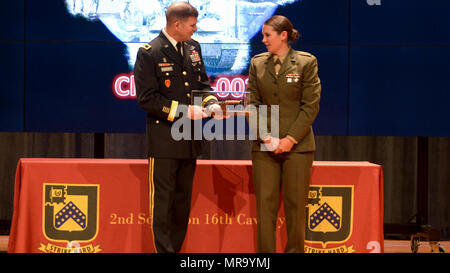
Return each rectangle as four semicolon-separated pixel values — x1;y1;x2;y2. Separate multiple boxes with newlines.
191;90;250;118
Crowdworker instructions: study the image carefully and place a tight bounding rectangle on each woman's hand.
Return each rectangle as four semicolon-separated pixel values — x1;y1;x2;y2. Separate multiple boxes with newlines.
273;137;295;154
262;136;279;152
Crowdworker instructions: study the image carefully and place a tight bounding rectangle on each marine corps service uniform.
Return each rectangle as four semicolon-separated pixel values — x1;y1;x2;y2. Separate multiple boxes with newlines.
247;47;321;253
134;31;217;253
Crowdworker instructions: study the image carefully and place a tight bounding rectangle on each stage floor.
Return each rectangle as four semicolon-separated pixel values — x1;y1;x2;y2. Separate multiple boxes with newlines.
0;236;447;253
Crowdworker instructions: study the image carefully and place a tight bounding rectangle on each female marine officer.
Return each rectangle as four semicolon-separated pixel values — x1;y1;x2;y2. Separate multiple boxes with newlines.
247;15;321;253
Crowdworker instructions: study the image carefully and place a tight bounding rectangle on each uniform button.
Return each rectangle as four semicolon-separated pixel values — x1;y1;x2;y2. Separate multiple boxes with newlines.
185;82;189;87
183;71;187;76
156;120;160;124
187;93;191;98
165;73;169;76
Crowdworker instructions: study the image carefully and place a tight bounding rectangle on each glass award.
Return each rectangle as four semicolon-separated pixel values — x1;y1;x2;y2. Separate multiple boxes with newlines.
191;90;250;117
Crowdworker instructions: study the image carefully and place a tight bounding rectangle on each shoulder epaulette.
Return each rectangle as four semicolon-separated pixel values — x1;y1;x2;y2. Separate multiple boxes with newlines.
253;52;270;59
297;51;313;57
141;44;152;51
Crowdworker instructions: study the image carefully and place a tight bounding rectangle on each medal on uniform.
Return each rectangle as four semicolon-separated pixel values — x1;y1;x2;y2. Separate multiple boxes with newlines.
158;62;174;72
190;50;201;63
286;73;300;83
160;66;173;72
165;79;171;88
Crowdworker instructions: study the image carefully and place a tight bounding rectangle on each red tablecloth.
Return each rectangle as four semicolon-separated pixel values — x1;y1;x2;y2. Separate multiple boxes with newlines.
8;159;383;253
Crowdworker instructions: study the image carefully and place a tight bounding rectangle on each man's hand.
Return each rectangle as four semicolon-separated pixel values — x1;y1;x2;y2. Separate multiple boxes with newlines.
187;105;207;120
206;104;230;120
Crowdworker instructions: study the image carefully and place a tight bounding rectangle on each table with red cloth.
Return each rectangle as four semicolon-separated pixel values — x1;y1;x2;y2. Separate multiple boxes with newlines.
8;159;383;253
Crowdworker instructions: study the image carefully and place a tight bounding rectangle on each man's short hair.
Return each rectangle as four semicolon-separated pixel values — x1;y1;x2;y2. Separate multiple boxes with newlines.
166;2;199;25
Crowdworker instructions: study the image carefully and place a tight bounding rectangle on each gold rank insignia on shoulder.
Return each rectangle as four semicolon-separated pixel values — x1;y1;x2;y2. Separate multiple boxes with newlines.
141;44;151;50
162;106;170;114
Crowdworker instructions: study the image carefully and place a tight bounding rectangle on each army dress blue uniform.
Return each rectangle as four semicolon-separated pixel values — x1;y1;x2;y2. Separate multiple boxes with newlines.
134;31;217;253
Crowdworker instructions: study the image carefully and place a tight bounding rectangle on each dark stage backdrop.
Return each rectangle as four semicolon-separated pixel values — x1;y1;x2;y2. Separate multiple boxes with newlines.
2;0;450;136
1;0;450;239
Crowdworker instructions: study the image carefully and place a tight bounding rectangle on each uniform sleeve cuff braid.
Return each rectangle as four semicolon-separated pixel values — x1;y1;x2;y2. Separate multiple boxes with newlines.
167;100;179;122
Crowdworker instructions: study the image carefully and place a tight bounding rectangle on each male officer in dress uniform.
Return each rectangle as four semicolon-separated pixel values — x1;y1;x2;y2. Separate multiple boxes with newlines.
134;1;219;253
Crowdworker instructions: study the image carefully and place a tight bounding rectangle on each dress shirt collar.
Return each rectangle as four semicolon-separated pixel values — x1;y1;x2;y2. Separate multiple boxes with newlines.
162;28;183;55
272;47;291;64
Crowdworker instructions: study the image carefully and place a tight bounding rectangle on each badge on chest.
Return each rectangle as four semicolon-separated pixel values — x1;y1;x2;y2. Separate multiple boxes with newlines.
158;62;174;72
286;73;300;83
190;50;201;63
164;79;171;88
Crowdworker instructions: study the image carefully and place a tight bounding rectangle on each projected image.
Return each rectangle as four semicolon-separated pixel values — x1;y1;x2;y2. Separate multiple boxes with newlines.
65;0;299;75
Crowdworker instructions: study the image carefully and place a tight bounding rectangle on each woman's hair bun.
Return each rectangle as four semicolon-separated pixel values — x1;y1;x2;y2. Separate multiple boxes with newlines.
290;28;299;43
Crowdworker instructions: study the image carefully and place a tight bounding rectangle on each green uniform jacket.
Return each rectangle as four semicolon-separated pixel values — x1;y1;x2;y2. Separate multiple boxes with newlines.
247;48;321;153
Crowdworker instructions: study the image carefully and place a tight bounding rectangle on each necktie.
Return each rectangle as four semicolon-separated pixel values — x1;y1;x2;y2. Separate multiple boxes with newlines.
176;42;183;62
275;58;281;75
